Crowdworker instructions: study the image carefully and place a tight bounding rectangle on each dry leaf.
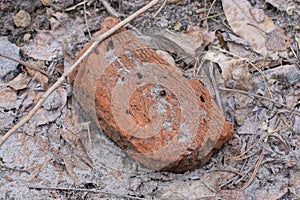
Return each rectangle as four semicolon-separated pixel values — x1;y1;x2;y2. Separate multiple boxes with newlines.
8;73;31;91
25;61;49;90
293;114;300;134
22;31;63;61
42;87;67;111
61;110;94;168
48;11;88;55
31;108;62;126
254;185;288;200
139;27;214;65
0;87;17;110
221;32;250;46
253;64;300;89
29;87;68;126
222;0;291;57
202;51;252;90
20;88;35;112
227;42;256;59
60;153;78;181
265;29;291;51
59;129;93;168
266;0;300;15
220;190;247;200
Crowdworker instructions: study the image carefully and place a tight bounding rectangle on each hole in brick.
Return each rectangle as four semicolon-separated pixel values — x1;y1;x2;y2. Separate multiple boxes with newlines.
125;109;131;115
200;96;205;103
136;72;143;79
160;90;166;97
106;40;114;51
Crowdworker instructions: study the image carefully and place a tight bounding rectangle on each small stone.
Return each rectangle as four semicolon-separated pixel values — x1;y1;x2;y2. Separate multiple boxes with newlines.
157;18;168;28
13;10;31;28
23;33;31;42
174;22;182;31
166;0;179;4
41;0;52;6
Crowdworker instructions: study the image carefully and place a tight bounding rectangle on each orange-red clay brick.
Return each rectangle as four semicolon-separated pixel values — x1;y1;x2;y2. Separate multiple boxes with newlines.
70;17;234;173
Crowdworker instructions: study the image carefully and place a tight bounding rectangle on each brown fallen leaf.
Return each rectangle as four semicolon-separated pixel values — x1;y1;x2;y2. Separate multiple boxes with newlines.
21;31;63;61
30;108;62;126
139;27;215;65
48;10;88;55
221;0;291;57
221;31;256;59
221;32;250;46
265;29;292;51
202;51;252;90
227;42;256;59
0;87;17;110
266;0;300;15
59;129;94;169
25;61;49;90
60;153;78;181
60;110;94;168
254;185;288;200
220;190;247;200
28;88;67;127
8;73;31;91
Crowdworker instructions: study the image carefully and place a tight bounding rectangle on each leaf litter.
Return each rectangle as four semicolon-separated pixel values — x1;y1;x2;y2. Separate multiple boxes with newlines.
0;0;299;199
222;0;291;57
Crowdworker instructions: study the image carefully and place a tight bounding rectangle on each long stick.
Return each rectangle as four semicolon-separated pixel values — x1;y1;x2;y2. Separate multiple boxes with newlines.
0;0;161;147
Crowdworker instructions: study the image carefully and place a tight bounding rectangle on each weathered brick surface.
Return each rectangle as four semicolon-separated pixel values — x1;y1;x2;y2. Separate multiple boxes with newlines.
70;17;234;172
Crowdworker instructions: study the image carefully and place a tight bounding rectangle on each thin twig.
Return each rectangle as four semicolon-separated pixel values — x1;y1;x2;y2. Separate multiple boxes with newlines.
28;185;147;200
0;0;161;147
229;132;271;161
83;0;92;39
0;53;56;80
65;1;86;11
27;158;53;182
212;46;273;98
206;0;217;17
102;0;120;17
219;87;300;114
200;12;224;21
209;62;224;114
152;0;166;18
0;164;30;174
231;148;261;161
242;152;264;190
289;187;300;199
101;0;141;34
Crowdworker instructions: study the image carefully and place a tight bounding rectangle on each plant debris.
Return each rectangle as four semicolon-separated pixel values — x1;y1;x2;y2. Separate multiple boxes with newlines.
0;0;299;199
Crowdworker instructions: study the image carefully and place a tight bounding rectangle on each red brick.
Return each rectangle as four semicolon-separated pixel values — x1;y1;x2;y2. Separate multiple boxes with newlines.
70;17;234;172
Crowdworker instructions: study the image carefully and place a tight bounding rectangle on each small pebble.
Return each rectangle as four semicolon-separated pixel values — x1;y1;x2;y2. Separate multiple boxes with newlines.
174;22;182;31
167;0;179;4
23;33;31;42
41;0;52;6
158;18;168;28
13;10;31;28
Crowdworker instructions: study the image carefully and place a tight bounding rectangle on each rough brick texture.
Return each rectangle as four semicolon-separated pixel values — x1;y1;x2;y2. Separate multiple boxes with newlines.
70;17;234;173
